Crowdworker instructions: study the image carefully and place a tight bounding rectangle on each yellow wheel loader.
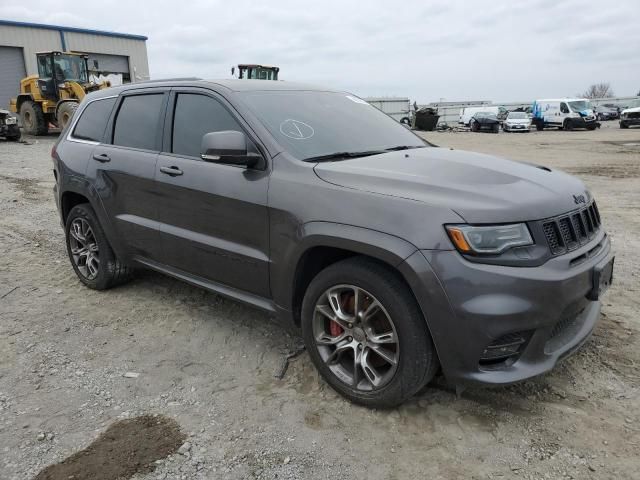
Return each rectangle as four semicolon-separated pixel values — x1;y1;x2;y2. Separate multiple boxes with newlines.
232;64;280;80
9;51;111;135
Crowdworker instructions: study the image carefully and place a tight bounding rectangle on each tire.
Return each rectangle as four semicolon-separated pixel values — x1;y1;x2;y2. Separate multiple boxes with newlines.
493;124;500;133
620;122;629;129
57;102;79;131
19;100;48;136
65;204;131;290
400;117;410;126
301;257;439;408
563;119;573;131
470;120;476;132
586;124;597;131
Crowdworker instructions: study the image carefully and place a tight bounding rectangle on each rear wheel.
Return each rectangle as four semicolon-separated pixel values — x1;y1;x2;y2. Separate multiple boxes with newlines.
301;257;439;408
65;204;131;290
470;120;477;132
493;123;500;133
57;102;79;131
20;100;48;136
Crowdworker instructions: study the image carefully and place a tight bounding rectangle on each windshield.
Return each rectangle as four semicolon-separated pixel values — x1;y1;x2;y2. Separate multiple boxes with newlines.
54;54;88;83
627;99;640;109
568;100;591;112
475;112;496;118
507;112;528;119
239;91;426;161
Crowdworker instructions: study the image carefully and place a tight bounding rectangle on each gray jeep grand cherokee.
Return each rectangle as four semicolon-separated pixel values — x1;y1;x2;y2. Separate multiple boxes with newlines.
52;79;614;407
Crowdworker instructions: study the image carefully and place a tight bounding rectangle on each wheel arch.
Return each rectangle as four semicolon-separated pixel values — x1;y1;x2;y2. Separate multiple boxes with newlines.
15;94;34;112
59;181;125;260
282;222;419;327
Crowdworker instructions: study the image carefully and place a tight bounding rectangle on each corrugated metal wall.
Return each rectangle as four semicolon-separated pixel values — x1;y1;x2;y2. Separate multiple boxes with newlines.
0;24;62;75
64;31;149;80
0;23;149;81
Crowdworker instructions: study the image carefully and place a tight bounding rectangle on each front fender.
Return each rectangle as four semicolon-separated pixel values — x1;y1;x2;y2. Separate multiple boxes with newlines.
270;221;419;316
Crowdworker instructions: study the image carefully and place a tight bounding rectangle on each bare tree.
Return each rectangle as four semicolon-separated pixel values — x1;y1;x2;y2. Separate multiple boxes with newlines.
581;83;615;99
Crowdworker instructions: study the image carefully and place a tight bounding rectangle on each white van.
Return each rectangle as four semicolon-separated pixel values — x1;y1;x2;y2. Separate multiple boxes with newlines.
459;106;503;126
531;98;597;131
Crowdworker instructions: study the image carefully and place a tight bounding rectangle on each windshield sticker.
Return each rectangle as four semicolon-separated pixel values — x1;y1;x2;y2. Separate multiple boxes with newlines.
346;95;368;105
279;119;315;140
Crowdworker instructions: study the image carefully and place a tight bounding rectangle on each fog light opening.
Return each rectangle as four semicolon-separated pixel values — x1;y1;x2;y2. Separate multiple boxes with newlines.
479;331;532;369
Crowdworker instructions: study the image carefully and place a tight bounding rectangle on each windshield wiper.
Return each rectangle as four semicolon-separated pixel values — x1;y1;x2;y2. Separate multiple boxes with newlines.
384;145;426;152
304;150;385;162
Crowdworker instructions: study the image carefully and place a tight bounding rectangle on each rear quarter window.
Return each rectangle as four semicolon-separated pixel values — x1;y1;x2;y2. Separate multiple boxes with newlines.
72;97;116;142
113;94;165;150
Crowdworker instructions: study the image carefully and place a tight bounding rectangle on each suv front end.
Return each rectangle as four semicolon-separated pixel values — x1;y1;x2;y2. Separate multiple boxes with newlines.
409;199;613;387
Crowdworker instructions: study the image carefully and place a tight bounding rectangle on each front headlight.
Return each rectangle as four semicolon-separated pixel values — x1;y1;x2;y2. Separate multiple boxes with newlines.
5;116;17;125
445;223;533;254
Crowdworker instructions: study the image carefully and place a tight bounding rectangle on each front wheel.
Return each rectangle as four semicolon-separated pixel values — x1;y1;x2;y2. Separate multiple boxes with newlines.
301;257;439;408
65;204;131;290
620;122;629;129
57;102;79;130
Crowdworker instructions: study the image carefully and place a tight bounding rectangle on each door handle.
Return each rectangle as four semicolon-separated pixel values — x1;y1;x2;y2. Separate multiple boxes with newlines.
159;166;183;176
92;153;111;163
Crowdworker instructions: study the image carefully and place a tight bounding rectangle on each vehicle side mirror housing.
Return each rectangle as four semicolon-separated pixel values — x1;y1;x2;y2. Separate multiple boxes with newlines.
200;131;263;168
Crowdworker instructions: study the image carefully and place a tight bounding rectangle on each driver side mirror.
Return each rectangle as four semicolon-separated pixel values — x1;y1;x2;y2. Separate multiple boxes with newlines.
200;131;263;169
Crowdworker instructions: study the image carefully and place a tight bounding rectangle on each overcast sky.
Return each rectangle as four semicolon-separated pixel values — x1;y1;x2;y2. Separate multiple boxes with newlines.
2;0;639;103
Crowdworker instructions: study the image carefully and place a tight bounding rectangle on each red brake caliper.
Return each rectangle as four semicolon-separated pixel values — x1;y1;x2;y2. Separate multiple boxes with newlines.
330;292;352;337
329;319;343;337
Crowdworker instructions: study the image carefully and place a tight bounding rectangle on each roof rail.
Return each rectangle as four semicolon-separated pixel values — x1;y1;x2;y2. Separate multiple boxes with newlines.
135;77;202;84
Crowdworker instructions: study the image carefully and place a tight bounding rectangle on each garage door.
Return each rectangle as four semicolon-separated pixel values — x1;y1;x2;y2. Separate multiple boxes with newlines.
86;53;130;81
0;46;26;113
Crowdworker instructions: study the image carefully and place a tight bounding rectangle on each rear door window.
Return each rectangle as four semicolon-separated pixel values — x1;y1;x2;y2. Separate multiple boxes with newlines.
72;97;116;142
113;94;164;150
171;93;244;158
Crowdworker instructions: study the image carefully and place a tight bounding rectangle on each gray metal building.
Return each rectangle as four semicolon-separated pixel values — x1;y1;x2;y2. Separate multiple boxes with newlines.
0;20;149;111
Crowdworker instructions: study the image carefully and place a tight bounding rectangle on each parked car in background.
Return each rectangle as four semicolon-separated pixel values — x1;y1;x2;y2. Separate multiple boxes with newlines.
596;105;620;121
0;110;20;141
620;99;640;129
532;98;597;131
502;111;531;132
459;106;499;126
469;112;500;133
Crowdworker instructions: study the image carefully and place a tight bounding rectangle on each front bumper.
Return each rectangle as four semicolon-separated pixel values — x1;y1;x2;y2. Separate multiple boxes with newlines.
400;231;612;387
570;116;597;128
504;124;530;131
621;117;640;126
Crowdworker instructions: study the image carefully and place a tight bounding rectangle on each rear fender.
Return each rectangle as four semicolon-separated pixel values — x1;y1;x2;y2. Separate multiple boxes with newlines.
59;176;126;260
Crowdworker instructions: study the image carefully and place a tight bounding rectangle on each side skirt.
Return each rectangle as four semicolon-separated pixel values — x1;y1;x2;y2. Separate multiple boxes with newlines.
133;256;277;313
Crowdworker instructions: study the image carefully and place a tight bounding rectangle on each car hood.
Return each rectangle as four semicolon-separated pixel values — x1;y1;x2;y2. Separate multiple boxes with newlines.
313;148;589;223
622;106;640;114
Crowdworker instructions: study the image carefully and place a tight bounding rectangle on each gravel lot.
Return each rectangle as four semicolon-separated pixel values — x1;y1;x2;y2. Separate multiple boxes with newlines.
1;122;639;480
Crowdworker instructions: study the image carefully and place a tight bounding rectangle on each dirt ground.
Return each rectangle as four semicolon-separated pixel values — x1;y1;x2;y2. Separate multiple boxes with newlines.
1;122;639;480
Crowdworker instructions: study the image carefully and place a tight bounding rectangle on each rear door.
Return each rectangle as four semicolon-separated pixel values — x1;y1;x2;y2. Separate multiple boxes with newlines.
154;88;271;297
85;88;169;260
